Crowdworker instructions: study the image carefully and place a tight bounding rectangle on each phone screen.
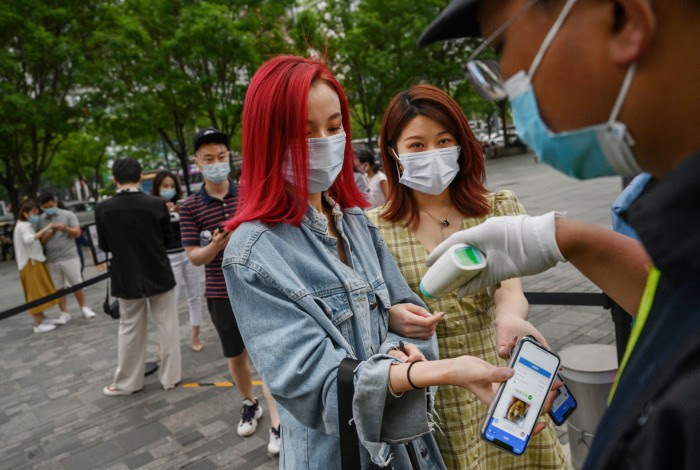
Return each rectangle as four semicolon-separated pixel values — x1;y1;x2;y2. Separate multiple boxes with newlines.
549;375;577;425
482;340;560;455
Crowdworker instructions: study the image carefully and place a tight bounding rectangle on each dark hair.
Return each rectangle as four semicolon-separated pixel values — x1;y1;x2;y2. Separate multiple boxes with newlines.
356;150;379;173
38;191;55;205
378;84;489;228
151;170;182;202
112;158;142;184
18;199;39;221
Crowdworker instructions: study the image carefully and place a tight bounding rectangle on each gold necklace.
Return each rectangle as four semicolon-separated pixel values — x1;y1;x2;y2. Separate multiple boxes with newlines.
421;204;451;240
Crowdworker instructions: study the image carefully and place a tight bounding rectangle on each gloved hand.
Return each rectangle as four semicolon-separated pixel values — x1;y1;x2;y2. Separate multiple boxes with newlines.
425;212;566;298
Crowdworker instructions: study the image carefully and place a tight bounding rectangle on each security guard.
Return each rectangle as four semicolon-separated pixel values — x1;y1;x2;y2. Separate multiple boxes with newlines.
419;1;700;469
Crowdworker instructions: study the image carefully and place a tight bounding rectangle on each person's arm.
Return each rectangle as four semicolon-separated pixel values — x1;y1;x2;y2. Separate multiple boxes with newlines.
555;217;650;315
94;205;109;253
185;230;230;266
379;178;389;199
59;211;81;238
492;278;551;358
157;199;176;250
426;213;651;317
38;226;56;244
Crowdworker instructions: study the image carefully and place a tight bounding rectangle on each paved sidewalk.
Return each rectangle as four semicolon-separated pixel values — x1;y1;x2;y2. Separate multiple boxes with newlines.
0;153;624;469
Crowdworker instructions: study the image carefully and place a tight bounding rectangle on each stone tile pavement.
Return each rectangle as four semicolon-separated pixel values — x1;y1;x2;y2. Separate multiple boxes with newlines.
0;153;625;469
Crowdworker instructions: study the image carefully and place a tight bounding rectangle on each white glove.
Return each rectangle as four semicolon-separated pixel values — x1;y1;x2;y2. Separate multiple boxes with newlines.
425;212;566;298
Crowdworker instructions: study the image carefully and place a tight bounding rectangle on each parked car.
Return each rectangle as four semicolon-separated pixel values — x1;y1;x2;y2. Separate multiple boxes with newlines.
64;200;97;226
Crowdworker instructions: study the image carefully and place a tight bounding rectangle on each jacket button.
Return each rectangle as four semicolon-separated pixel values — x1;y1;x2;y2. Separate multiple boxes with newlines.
421;447;428;458
369;301;378;310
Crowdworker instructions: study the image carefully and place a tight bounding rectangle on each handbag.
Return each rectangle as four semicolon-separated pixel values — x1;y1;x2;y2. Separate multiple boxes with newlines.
103;271;120;320
337;358;421;470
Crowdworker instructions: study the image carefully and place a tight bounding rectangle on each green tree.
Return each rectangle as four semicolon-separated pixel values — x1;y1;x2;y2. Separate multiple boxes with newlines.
0;0;102;214
294;0;475;146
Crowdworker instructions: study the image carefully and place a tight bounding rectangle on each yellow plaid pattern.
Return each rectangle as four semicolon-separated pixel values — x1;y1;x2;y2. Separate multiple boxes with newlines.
368;190;568;470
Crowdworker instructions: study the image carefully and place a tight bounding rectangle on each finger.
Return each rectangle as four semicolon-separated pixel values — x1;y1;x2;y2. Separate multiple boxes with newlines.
387;350;408;362
528;329;550;350
488;367;514;383
497;335;519;360
408;312;443;328
542;386;561;414
402;304;431;317
404;344;426;362
532;421;547;435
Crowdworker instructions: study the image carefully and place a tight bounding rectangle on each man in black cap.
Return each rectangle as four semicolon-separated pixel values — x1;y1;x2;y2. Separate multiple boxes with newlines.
179;128;281;453
421;1;699;469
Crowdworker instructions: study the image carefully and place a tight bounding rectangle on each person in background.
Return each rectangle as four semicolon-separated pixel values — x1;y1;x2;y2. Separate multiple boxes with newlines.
13;200;65;333
37;192;97;320
357;149;389;210
1;223;14;261
179;128;281;454
152;170;205;352
352;154;371;199
96;158;181;396
368;83;566;468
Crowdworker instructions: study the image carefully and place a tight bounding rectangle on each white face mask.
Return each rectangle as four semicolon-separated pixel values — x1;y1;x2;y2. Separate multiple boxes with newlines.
394;146;461;195
287;132;347;193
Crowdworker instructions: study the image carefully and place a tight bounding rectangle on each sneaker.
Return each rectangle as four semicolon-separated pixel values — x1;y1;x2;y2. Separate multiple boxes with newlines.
268;426;281;455
81;306;97;319
45;312;71;325
237;398;263;437
33;323;56;334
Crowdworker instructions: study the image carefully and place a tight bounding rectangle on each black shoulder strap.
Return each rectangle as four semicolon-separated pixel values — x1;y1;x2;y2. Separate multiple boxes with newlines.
338;358;362;470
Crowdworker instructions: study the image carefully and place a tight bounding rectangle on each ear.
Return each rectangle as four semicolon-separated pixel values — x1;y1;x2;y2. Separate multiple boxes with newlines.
609;0;656;65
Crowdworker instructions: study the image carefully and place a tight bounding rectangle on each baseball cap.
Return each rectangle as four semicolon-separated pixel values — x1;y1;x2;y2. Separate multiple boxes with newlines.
418;0;481;47
193;127;230;153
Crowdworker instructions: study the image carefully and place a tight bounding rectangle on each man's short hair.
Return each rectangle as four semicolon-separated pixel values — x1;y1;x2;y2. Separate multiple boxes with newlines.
38;191;55;205
112;158;142;184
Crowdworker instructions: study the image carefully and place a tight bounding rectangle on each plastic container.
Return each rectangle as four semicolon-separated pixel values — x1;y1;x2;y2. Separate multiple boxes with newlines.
559;344;618;470
419;243;486;299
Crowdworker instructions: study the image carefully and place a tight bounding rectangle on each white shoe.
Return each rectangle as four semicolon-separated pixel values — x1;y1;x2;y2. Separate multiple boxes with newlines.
45;312;71;325
237;398;263;437
268;426;281;455
81;306;97;318
34;323;56;334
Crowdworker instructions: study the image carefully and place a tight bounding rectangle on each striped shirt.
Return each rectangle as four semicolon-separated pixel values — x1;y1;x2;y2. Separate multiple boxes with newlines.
179;181;238;298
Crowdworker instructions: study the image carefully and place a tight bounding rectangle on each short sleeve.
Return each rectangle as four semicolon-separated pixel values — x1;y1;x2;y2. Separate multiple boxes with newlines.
66;211;79;227
179;200;200;247
491;190;526;217
377;171;388;183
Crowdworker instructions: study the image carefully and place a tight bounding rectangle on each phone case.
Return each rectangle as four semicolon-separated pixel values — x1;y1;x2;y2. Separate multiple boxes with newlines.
480;337;561;456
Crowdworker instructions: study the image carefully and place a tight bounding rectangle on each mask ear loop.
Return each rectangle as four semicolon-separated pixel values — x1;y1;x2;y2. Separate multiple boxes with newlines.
528;0;579;78
391;148;403;177
608;63;637;125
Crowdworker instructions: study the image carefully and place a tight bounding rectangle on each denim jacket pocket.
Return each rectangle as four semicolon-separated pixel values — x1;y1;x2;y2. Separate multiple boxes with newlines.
314;293;355;351
373;287;391;343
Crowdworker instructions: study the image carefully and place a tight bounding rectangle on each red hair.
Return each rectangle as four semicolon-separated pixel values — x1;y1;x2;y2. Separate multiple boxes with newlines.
227;55;368;231
378;84;490;228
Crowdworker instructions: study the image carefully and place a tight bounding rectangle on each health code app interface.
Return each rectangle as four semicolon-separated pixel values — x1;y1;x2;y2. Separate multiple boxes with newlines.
484;341;559;454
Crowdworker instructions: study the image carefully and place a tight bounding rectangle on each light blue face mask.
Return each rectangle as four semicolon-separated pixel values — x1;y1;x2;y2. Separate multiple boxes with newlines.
43;207;58;216
28;214;40;224
160;188;177;201
201;162;230;183
503;0;642;179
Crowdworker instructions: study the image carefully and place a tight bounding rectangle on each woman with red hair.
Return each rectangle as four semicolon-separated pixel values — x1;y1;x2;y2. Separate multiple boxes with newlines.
367;84;567;469
222;56;520;469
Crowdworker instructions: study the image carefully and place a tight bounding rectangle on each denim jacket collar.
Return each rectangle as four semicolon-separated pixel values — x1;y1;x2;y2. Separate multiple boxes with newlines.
302;193;345;235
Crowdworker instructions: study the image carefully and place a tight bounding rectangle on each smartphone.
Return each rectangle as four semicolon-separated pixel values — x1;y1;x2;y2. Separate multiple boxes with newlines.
481;337;561;456
548;374;577;425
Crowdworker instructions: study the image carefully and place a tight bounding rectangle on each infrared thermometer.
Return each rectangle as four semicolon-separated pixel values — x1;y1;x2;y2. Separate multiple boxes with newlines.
420;243;486;299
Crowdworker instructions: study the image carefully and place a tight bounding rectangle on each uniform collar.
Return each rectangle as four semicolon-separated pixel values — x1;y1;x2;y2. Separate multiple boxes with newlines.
625;150;700;283
199;179;237;204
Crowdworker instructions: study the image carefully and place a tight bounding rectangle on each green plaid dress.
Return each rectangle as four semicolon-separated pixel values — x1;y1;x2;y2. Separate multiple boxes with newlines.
368;190;568;470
